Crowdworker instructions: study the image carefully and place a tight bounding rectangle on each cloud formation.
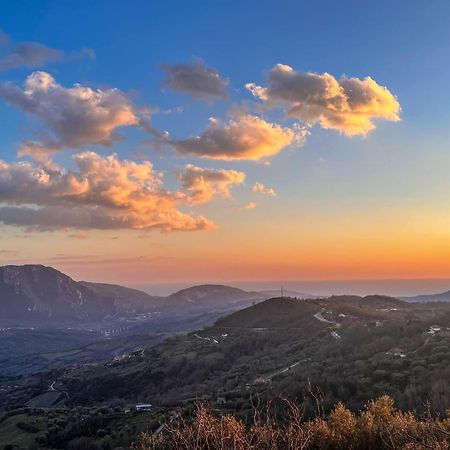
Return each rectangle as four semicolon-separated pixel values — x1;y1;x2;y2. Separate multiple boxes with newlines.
0;152;214;232
246;64;400;135
252;182;276;197
161;58;228;100
0;29;94;72
0;42;63;72
0;72;138;156
177;164;245;204
171;115;307;161
242;202;256;210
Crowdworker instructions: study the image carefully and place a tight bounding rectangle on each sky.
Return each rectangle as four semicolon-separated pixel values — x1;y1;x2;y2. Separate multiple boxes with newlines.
1;1;450;293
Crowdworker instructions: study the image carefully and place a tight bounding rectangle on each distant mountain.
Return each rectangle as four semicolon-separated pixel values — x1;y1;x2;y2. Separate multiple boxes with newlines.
80;281;163;311
0;265;162;323
0;266;266;325
401;290;450;303
164;284;264;313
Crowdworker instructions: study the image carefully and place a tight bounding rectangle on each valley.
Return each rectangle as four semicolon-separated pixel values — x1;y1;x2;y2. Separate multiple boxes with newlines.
1;266;450;448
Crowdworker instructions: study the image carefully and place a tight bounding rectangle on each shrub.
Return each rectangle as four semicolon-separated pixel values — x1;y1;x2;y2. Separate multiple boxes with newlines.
132;395;450;450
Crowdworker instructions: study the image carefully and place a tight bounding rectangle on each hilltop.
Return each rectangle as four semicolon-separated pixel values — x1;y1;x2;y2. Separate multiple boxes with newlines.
4;294;450;411
216;294;412;328
215;297;322;328
164;284;263;313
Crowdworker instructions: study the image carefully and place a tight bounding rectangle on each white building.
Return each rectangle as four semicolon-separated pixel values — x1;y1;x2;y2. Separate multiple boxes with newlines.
136;404;152;411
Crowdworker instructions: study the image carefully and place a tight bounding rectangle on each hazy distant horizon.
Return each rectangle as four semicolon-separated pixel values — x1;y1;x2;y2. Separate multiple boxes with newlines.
131;278;450;297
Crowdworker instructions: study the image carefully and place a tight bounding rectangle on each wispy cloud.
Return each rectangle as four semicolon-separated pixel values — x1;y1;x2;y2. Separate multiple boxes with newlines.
47;254;173;265
241;202;256;210
0;42;63;71
0;29;93;71
68;232;90;239
252;182;276;197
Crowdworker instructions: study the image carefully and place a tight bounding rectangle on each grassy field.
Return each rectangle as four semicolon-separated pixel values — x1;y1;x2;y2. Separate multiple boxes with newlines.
0;412;53;447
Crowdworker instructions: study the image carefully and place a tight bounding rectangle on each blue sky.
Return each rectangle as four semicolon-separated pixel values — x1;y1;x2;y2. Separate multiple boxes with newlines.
1;1;450;287
1;1;449;162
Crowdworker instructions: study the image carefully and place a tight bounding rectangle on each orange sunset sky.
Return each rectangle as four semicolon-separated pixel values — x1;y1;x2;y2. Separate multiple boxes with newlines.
1;2;450;293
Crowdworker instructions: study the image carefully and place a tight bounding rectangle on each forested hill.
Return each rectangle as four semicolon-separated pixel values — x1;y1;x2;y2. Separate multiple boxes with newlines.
4;294;450;415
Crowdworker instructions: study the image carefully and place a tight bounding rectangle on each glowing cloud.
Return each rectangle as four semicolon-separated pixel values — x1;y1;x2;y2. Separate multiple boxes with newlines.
0;72;139;156
246;64;400;135
0;152;214;232
177;164;246;204
161;58;228;100
171;114;308;161
252;182;276;197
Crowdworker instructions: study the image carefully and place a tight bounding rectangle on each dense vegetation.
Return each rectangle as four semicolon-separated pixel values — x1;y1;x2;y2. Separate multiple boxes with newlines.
0;406;164;449
35;297;450;416
133;396;450;450
2;296;450;448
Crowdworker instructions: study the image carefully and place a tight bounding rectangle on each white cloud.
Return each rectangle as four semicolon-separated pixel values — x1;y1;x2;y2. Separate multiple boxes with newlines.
0;72;139;156
246;64;400;135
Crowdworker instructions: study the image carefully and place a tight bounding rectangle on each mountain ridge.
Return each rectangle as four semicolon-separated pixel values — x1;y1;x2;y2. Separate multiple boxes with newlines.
401;290;450;303
0;265;266;325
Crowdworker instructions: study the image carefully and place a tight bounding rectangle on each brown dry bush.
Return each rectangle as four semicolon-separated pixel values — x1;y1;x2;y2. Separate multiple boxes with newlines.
132;395;450;450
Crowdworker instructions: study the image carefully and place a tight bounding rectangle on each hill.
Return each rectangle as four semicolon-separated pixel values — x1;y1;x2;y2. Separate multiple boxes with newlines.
0;265;162;323
402;289;450;303
164;284;264;313
0;265;107;322
3;294;450;448
0;265;268;326
80;281;164;311
216;294;412;328
215;297;322;328
258;289;314;299
5;294;450;411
